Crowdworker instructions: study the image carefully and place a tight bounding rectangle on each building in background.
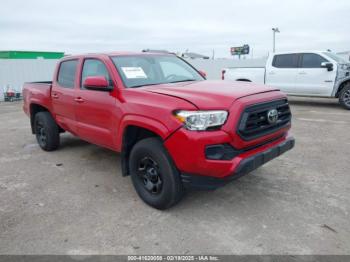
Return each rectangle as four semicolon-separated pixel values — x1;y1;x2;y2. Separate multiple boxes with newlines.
0;51;64;101
0;51;64;59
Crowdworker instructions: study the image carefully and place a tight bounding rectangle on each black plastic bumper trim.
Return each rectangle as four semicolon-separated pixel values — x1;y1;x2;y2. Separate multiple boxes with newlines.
181;137;295;190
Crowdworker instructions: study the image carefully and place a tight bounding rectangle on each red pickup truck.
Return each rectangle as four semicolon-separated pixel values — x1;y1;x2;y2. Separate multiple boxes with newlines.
23;52;295;209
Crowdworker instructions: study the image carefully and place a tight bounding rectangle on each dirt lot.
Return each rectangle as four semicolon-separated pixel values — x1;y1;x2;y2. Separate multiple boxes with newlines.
0;97;349;255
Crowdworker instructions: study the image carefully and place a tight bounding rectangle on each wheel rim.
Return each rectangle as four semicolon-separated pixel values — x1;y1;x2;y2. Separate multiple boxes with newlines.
343;89;350;106
137;157;162;194
35;121;47;147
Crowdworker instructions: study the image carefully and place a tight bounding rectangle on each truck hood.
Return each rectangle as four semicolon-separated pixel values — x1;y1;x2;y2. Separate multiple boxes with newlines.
143;80;279;109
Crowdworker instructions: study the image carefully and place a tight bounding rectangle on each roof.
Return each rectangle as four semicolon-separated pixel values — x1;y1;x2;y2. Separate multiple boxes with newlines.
272;50;330;55
0;51;64;59
182;52;210;59
63;51;175;59
142;49;170;53
106;51;174;56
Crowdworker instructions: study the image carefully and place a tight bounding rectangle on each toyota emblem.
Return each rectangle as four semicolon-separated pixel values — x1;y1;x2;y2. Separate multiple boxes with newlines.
267;109;278;124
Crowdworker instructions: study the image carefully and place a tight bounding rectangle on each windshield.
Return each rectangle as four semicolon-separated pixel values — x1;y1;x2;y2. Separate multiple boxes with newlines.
322;52;347;64
111;55;204;88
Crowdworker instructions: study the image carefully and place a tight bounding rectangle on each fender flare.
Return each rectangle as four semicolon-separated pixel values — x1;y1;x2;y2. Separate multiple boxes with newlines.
332;76;350;97
29;99;52;113
116;114;171;152
29;100;54;133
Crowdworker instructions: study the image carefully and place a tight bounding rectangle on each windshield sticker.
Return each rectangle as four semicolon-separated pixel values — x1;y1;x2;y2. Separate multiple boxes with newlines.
121;67;147;79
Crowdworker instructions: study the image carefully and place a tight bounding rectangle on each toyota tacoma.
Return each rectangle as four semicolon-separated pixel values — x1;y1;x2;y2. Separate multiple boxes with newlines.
23;52;295;209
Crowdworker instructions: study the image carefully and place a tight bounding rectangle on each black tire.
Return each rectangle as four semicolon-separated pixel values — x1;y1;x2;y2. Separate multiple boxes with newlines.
34;112;60;151
339;83;350;110
129;137;184;210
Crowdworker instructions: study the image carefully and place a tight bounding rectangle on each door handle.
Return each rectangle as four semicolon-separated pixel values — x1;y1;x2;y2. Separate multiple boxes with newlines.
74;97;85;103
269;71;275;75
52;93;59;99
299;71;307;75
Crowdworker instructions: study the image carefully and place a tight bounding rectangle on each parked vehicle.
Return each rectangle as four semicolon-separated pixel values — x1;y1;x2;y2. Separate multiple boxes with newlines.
23;52;294;209
222;51;350;109
3;86;21;102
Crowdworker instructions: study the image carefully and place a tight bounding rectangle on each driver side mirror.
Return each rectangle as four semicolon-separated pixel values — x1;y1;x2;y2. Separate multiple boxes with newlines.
83;76;113;91
198;70;207;79
321;62;333;71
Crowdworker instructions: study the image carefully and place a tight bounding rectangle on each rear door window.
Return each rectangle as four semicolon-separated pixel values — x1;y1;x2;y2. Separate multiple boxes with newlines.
57;60;78;88
273;54;299;68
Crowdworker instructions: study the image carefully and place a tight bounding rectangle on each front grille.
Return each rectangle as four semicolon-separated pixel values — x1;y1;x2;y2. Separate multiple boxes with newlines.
238;99;291;140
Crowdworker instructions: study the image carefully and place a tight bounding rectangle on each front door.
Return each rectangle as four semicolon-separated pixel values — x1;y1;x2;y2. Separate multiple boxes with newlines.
75;58;117;148
295;53;336;96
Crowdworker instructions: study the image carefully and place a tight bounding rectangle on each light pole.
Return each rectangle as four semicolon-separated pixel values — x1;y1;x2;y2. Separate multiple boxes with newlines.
272;27;280;53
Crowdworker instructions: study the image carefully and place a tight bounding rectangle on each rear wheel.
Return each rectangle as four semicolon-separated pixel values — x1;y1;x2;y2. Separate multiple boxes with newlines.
34;112;60;151
129;137;184;210
339;83;350;110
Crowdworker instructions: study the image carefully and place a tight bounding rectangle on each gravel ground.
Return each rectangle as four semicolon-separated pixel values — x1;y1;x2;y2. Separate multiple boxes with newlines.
0;97;349;255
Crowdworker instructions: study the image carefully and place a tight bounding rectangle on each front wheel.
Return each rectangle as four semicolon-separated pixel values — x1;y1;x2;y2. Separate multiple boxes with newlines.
339;83;350;110
129;137;184;210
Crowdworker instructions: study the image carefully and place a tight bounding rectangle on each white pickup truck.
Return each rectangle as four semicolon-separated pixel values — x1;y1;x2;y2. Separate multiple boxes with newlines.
222;51;350;109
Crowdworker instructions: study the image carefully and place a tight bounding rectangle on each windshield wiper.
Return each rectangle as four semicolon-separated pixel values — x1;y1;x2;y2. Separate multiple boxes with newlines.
168;79;197;84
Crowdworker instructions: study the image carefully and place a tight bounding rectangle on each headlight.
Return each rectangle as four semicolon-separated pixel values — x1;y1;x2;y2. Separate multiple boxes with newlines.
174;110;228;131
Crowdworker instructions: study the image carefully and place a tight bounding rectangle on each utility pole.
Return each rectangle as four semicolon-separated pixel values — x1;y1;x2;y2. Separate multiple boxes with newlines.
272;27;280;53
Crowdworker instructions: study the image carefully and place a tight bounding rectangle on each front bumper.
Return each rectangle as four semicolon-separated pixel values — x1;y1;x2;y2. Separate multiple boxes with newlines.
164;129;295;189
181;137;294;189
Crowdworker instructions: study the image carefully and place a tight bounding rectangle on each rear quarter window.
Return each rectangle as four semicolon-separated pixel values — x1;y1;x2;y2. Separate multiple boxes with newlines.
57;60;78;88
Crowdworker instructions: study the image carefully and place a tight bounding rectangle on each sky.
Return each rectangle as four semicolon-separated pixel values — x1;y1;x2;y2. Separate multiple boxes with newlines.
0;0;349;58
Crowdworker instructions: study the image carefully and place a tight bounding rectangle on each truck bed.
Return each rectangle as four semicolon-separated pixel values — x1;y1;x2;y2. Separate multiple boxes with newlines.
224;67;266;84
22;81;53;116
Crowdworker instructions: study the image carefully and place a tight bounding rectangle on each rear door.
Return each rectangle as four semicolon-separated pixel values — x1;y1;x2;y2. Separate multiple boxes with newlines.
295;53;336;95
265;53;299;93
74;58;117;148
51;59;79;134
